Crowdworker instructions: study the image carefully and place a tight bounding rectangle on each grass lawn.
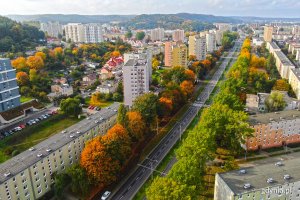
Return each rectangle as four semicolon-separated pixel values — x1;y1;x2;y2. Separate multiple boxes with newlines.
85;97;114;108
0;115;83;163
20;96;33;103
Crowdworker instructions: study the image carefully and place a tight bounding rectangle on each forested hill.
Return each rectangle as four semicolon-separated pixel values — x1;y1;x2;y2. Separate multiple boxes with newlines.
0;16;45;52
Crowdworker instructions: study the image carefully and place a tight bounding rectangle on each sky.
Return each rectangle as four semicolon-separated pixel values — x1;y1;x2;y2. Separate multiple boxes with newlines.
1;0;300;18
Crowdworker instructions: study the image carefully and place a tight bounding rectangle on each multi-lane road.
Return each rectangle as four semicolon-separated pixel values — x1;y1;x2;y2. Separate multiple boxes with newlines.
100;39;242;200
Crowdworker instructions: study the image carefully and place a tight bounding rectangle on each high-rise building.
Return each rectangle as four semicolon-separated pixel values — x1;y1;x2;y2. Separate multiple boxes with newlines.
0;59;21;112
188;35;206;61
150;28;164;41
64;23;103;43
215;30;223;46
172;43;188;68
264;26;273;42
206;33;217;52
214;23;232;32
123;52;152;106
40;22;63;38
172;29;185;42
164;42;188;68
214;154;300;200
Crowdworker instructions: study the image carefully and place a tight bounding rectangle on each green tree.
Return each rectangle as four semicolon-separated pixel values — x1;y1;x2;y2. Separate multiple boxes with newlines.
60;97;82;117
213;91;244;111
265;91;287;112
136;31;146;40
66;164;90;196
53;173;70;199
117;104;128;126
125;30;133;39
146;177;196;200
132;93;158;126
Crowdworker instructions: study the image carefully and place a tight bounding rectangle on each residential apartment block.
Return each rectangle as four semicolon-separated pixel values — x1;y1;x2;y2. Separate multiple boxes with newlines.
188;35;206;61
267;41;300;99
244;110;300;151
206;33;217;53
264;26;273;42
40;22;63;38
64;23;103;43
214;23;232;32
123;52;152;106
172;29;185;42
0;58;21;112
150;28;164;41
164;42;187;68
0;103;119;200
214;153;300;200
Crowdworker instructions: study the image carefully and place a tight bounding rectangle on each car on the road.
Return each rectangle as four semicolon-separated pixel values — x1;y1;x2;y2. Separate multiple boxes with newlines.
101;191;111;200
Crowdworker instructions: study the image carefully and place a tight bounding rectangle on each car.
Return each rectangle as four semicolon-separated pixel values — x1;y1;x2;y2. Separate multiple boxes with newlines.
8;130;14;135
30;120;36;124
38;116;44;120
52;110;58;115
14;127;22;131
45;114;51;117
26;122;32;126
2;132;9;137
101;191;111;200
95;107;100;111
42;115;48;119
19;124;26;129
113;109;117;112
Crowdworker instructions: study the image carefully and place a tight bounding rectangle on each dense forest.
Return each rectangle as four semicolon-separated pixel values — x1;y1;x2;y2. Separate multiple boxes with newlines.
0;16;45;52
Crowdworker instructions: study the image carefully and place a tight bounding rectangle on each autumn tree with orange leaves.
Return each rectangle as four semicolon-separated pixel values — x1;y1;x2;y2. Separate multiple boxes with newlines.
126;111;146;141
26;55;44;70
158;97;173;117
11;57;27;71
16;72;29;86
180;80;194;97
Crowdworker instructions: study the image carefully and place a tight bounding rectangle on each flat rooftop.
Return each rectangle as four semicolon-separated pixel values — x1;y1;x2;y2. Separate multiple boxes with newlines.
291;68;300;81
0;102;120;184
274;51;294;67
218;151;300;195
249;110;300;125
269;42;280;50
124;59;148;67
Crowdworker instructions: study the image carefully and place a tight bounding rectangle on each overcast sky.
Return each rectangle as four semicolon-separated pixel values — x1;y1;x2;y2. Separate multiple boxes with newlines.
1;0;300;18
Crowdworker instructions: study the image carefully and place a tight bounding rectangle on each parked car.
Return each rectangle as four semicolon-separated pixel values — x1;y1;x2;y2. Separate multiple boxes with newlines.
51;110;58;115
14;127;22;131
38;116;44;120
19;124;26;129
101;191;111;200
8;130;14;135
34;118;40;122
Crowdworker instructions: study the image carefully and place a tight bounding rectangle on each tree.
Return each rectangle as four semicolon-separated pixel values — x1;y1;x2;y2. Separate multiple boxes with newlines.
158;97;173;117
152;58;160;70
265;91;287;112
136;31;146;40
184;69;196;82
180;80;194;97
273;79;290;91
29;69;38;82
132;93;158;126
53;173;70;199
35;51;46;61
26;55;44;70
60;97;82;117
11;57;27;71
117;104;128;126
125;30;133;39
146;177;196;200
127;111;146;141
66;164;91;196
80;137;121;185
16;71;29;86
111;51;121;57
213;91;244;111
90;92;101;106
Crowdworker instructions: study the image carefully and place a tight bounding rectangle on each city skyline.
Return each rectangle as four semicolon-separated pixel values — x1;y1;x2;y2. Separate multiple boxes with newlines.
1;0;300;18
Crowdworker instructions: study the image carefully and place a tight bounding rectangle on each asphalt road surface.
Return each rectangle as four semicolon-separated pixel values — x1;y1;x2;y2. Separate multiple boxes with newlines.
97;40;243;200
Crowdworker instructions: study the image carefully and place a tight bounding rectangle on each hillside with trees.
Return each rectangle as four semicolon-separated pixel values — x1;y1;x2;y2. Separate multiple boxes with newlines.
0;16;45;52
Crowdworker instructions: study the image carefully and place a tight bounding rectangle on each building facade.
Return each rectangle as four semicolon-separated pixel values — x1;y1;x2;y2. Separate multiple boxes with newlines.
64;23;84;43
206;33;217;53
64;23;103;43
150;28;164;41
244;110;300;151
0;103;119;200
40;22;63;38
0;59;21;112
264;26;273;42
171;43;188;68
188;35;206;61
123;52;152;106
172;29;184;42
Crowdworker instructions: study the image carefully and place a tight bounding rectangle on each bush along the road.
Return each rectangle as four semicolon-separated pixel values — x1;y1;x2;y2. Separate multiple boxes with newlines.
146;39;254;199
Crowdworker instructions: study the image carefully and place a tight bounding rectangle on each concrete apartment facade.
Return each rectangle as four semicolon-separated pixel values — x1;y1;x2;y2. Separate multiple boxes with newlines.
0;103;119;200
0;59;21;112
64;23;103;43
40;22;63;38
171;43;188;68
150;28;164;42
123;52;152;106
244;110;300;151
172;29;185;42
206;33;217;53
264;26;273;42
214;153;300;200
188;35;206;61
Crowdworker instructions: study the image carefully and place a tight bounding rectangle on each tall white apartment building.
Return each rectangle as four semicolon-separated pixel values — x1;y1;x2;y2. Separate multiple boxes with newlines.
215;30;223;46
150;28;164;41
188;35;206;60
64;23;103;43
0;103;120;200
172;29;185;42
214;23;232;32
40;22;63;38
123;52;152;106
206;33;217;53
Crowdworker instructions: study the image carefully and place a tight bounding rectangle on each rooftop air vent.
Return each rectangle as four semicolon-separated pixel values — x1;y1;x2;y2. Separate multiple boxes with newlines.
46;148;52;152
269;118;274;121
239;169;247;174
37;153;43;158
267;178;274;183
4;172;11;177
29;147;35;151
284;174;291;180
70;135;74;138
243;183;251;189
275;161;283;166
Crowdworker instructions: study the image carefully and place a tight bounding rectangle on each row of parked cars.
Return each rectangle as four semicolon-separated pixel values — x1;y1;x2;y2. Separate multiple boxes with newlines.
88;105;101;111
0;110;58;140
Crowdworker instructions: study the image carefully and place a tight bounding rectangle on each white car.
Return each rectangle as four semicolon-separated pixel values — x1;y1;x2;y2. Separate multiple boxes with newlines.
101;191;111;200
